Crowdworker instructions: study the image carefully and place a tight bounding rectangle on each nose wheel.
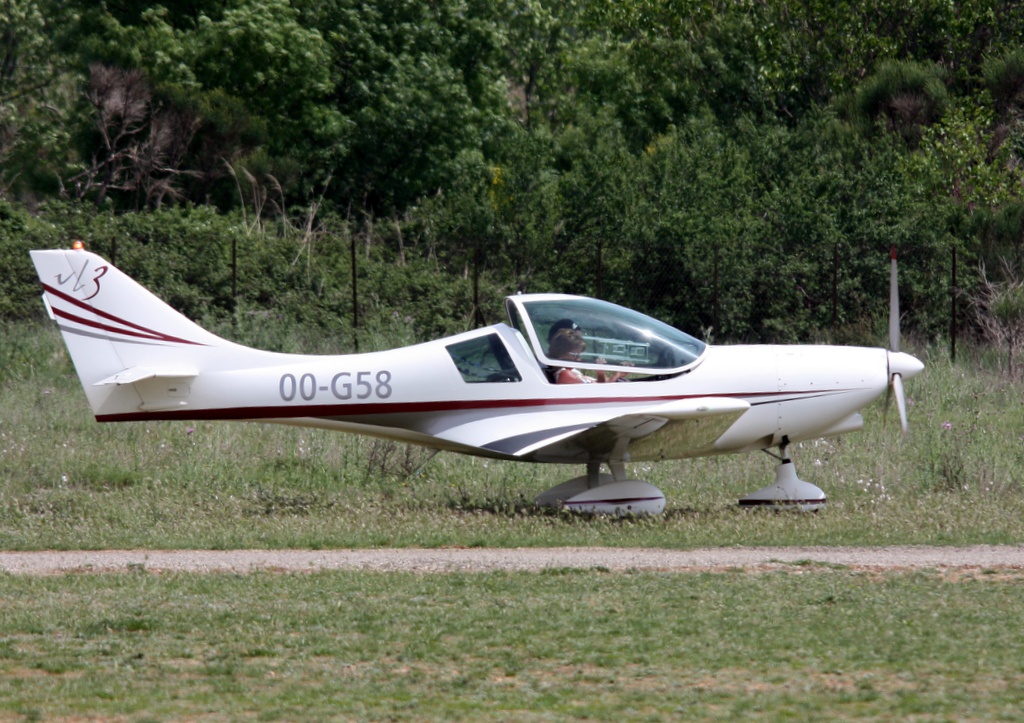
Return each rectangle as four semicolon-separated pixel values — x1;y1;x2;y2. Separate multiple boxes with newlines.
738;444;826;511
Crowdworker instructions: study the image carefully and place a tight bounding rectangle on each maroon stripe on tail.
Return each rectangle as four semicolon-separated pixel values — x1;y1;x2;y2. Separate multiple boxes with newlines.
44;283;206;346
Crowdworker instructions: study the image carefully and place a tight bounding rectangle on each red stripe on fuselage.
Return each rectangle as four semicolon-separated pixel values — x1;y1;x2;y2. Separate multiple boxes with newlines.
95;389;850;423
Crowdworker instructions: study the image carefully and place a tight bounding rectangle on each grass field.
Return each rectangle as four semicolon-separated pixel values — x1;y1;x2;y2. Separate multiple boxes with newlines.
3;569;1024;721
2;321;1024;720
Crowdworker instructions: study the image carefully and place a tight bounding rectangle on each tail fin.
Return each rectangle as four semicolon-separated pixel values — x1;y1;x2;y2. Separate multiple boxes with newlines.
30;248;250;417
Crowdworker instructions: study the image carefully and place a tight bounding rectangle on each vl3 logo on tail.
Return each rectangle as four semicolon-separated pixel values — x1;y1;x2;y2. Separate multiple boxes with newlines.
55;256;108;301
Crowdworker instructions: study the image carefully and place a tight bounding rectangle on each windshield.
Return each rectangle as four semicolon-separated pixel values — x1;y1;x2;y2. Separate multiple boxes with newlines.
506;295;706;374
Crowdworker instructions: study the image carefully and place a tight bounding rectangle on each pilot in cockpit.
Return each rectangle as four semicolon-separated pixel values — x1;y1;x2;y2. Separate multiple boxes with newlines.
548;327;627;384
547;318;580;344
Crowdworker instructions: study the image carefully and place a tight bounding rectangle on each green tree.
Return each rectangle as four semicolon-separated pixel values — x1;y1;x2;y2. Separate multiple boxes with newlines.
0;0;78;200
500;0;573;129
840;60;949;148
482;125;561;288
296;0;512;214
61;0;338;208
552;114;638;300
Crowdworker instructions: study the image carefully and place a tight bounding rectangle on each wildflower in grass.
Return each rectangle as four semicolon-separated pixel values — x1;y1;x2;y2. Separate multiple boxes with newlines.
856;477;890;504
942;422;953;431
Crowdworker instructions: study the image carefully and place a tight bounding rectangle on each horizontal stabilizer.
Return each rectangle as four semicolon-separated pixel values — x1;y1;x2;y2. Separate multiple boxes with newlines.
94;367;198;386
91;366;197;414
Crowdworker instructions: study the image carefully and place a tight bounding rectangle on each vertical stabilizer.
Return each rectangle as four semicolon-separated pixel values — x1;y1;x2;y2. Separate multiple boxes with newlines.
29;248;240;416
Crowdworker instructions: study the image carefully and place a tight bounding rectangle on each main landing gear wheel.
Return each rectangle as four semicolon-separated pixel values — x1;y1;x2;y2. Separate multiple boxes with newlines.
738;446;826;512
535;462;666;515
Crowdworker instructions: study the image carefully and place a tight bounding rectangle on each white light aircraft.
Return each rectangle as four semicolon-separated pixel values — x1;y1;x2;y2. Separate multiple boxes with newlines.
30;244;923;514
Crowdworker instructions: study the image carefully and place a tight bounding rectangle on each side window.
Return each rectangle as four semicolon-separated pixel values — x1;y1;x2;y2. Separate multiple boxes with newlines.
446;334;522;383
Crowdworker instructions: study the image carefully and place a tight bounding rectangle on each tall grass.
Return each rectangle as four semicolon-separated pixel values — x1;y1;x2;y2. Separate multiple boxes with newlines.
3;321;1024;550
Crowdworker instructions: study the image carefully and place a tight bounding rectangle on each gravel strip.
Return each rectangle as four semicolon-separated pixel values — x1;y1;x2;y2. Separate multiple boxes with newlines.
2;545;1023;575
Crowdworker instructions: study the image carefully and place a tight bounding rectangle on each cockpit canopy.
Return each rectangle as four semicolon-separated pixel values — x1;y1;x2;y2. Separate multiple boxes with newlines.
504;294;706;376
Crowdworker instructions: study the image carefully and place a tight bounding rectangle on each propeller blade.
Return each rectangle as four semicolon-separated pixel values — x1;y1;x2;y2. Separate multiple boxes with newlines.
889;245;900;353
893;372;908;434
886;248;922;434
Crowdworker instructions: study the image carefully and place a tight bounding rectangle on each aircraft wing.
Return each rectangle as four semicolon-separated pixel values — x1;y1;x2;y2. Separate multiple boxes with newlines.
474;397;750;463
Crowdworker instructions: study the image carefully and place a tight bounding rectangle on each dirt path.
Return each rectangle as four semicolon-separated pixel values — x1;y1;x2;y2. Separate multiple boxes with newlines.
2;545;1023;575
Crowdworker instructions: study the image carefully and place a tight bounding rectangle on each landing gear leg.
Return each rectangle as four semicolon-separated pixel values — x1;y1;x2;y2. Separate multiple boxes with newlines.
738;441;827;511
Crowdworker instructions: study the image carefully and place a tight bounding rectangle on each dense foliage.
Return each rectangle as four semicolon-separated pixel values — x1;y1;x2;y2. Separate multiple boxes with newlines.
4;0;1024;345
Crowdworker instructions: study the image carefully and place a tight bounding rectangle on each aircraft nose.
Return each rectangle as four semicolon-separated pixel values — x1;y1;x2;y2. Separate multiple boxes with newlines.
888;351;924;380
